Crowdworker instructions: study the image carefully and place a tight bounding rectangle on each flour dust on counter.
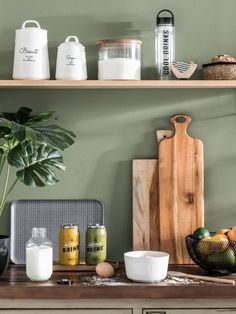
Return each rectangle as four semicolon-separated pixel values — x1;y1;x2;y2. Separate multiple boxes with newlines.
80;272;207;287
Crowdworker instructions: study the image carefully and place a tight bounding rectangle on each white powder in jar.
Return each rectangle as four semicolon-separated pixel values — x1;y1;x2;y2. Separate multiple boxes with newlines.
26;245;53;281
98;58;141;80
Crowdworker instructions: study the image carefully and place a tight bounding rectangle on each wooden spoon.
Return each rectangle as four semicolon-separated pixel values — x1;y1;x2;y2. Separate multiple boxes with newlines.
168;271;235;285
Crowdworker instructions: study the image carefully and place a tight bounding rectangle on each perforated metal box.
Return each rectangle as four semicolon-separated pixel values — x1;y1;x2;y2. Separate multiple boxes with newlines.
10;199;104;264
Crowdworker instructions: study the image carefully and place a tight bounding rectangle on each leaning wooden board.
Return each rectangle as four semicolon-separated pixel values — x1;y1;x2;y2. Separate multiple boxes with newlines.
133;130;172;251
159;114;204;264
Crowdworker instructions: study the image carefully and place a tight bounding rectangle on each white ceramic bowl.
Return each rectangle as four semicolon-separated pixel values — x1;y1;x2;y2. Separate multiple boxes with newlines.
124;251;169;282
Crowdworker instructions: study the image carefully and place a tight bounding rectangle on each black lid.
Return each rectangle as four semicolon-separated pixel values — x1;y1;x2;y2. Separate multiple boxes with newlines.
156;9;174;26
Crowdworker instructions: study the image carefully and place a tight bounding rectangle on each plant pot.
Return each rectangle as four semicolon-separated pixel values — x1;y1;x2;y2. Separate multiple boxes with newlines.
0;235;9;276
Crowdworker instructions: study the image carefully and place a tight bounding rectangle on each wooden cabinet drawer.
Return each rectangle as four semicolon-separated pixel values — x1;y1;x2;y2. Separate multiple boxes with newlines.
0;310;132;314
143;310;236;314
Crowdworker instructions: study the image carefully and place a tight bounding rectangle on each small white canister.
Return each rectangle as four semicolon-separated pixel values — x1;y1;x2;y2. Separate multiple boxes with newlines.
55;36;87;80
13;20;50;80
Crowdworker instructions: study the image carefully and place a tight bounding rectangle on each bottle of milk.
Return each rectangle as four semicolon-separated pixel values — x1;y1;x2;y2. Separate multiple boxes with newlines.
26;228;53;281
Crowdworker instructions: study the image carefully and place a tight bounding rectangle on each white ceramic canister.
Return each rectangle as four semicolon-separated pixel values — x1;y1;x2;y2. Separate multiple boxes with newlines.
55;36;87;80
13;20;50;80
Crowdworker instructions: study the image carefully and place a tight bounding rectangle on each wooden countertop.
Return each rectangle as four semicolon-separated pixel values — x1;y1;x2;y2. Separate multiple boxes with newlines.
0;264;236;299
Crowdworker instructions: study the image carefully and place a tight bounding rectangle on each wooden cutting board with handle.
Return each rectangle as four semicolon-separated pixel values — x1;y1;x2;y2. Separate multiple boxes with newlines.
159;114;204;264
133;130;172;251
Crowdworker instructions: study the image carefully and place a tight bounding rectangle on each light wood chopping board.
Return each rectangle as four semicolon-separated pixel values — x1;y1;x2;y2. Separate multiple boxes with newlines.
159;114;204;264
133;130;172;251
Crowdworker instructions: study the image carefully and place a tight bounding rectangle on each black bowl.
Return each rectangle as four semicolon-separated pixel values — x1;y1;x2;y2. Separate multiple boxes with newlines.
186;234;236;275
0;235;9;276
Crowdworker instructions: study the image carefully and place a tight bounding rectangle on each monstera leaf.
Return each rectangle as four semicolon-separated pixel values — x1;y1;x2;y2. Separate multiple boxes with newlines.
0;107;75;216
1;107;53;124
24;124;75;150
1;107;32;124
7;141;66;187
0;118;75;151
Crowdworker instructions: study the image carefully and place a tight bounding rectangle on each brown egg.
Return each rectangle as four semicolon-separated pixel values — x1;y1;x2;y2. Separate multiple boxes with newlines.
96;262;114;278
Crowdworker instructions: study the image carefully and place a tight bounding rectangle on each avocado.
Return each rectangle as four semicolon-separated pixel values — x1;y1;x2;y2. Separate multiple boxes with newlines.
207;248;235;270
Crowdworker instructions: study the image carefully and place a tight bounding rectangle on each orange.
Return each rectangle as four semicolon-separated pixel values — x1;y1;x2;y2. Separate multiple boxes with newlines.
228;226;236;241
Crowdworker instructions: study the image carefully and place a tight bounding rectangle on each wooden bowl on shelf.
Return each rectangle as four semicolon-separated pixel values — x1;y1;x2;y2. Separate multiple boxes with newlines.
171;62;197;79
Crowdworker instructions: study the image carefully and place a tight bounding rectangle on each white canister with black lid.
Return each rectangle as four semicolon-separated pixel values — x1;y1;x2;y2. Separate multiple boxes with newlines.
13;20;50;80
55;36;87;80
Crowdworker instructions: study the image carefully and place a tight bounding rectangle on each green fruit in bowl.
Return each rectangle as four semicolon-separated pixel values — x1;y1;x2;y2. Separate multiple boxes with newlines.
196;237;213;256
197;234;229;256
207;248;235;270
193;227;210;240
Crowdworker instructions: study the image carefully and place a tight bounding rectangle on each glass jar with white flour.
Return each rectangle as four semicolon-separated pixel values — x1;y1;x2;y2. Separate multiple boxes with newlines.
26;228;53;281
97;39;142;80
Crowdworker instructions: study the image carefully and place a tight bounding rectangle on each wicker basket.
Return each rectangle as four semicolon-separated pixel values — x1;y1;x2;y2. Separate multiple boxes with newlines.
203;62;236;80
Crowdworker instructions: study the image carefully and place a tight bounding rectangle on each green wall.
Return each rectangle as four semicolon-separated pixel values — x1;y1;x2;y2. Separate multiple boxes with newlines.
0;0;236;260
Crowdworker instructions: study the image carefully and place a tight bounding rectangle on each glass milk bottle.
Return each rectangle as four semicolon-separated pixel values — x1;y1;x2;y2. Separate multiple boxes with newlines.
26;228;53;281
155;9;175;80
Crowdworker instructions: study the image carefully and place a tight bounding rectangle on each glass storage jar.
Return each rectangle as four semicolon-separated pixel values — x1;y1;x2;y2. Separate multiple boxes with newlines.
26;227;53;281
97;39;142;80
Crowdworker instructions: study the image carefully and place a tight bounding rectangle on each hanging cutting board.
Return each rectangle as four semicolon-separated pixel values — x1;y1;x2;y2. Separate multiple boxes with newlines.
133;130;172;251
159;114;204;264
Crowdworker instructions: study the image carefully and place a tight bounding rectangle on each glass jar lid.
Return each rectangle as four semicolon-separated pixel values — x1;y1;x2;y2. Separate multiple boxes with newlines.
96;39;142;47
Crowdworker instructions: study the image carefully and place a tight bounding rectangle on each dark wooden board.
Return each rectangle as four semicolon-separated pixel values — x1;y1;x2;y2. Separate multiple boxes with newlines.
53;260;119;271
1;265;236;299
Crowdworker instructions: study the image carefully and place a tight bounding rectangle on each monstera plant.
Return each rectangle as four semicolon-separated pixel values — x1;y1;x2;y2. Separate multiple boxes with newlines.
0;107;76;216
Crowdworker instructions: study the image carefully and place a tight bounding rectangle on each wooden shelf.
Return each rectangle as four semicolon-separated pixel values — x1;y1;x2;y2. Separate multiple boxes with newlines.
0;80;236;89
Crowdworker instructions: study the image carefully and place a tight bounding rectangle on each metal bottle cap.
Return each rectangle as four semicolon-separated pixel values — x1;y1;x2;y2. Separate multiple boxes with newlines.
87;223;105;229
61;224;79;229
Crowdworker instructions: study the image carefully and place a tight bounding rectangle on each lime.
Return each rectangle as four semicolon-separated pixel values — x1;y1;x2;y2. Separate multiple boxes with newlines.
193;227;210;240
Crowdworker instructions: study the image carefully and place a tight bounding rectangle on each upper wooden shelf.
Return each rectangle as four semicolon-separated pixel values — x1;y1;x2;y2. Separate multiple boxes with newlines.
0;80;236;89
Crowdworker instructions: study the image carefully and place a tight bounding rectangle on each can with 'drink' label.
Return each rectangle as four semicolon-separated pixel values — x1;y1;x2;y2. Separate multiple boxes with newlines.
59;224;80;265
85;224;107;265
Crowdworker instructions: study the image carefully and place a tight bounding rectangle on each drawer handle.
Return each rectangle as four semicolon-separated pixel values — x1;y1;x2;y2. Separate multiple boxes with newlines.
146;312;166;314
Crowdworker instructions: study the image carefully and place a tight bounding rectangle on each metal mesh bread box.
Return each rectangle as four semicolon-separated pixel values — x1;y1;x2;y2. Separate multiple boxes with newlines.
10;199;104;264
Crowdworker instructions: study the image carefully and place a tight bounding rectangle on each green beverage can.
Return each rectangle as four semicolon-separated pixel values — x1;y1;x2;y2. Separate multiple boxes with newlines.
85;224;107;265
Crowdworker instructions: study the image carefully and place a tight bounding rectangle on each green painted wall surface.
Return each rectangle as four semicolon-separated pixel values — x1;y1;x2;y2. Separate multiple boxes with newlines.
0;0;236;260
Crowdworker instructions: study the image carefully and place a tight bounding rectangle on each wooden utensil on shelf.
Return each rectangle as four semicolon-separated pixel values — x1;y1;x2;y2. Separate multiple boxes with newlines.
168;271;235;285
133;130;172;251
159;114;204;264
